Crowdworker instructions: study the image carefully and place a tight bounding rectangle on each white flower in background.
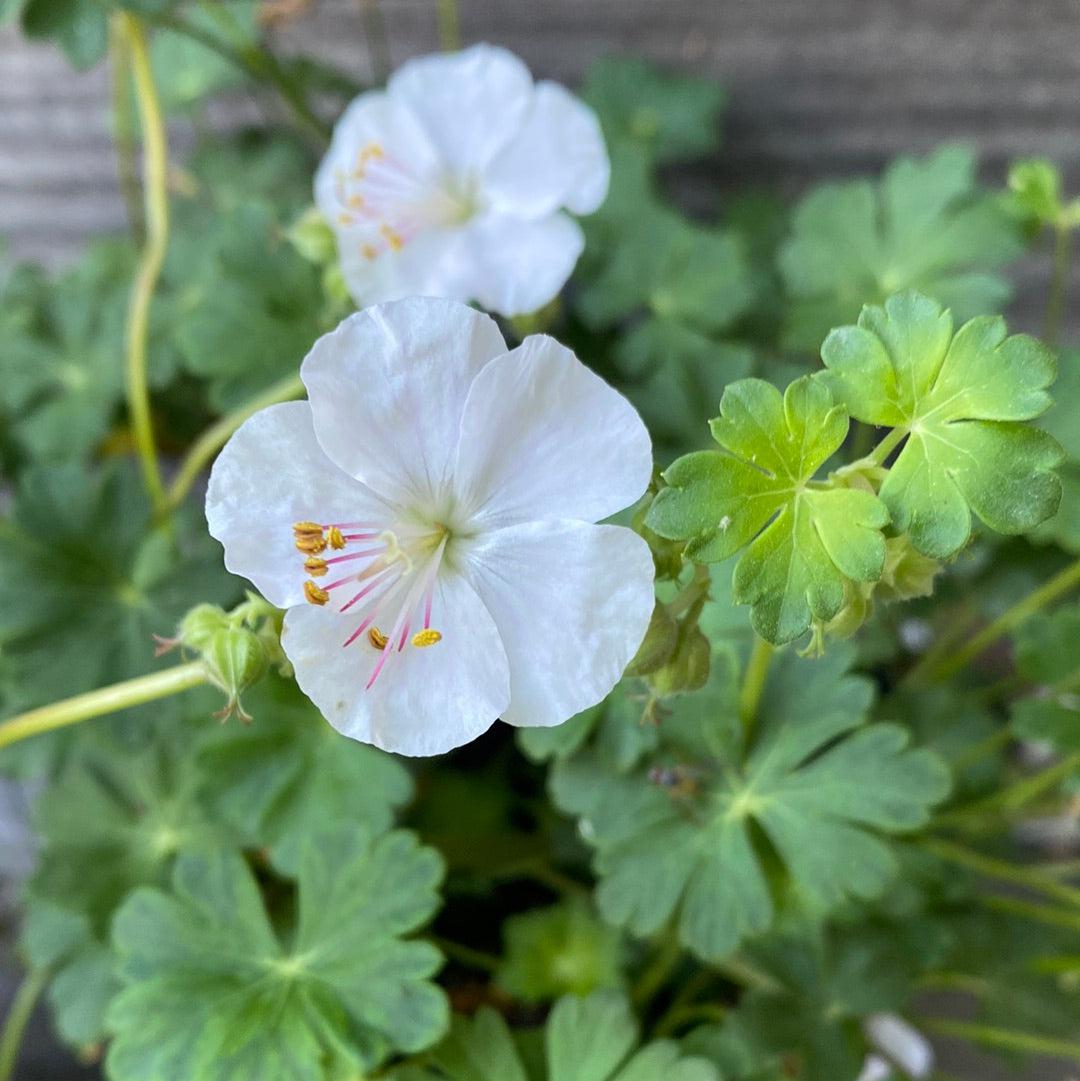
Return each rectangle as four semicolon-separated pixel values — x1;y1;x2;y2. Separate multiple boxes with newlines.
206;298;654;756
856;1014;934;1081
315;43;609;316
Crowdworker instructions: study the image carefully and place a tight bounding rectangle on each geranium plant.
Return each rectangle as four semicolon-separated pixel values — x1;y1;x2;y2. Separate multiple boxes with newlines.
1;4;1078;1080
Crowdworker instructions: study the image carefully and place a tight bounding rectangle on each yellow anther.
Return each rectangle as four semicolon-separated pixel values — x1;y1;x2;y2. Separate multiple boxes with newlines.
304;557;328;577
360;243;378;261
347;194;365;209
293;521;324;537
380;224;404;251
338;212;355;226
304;581;330;606
328;526;346;550
295;534;327;554
411;629;442;648
368;626;389;649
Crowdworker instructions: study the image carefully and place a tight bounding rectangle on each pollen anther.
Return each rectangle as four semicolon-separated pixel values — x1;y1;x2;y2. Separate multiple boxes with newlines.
304;581;330;606
368;626;389;649
295;534;327;554
304;557;328;577
411;629;442;648
328;526;346;549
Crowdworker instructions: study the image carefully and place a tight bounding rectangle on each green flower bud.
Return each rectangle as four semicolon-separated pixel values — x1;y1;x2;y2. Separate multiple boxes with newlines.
650;623;710;695
1008;158;1063;227
286;206;337;265
202;625;269;723
625;603;678;676
154;603;229;657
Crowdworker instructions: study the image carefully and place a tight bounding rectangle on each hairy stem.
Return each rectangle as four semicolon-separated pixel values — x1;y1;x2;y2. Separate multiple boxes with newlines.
1044;223;1072;349
738;636;774;743
0;968;48;1081
923;1019;1080;1065
436;0;461;51
120;14;171;517
167;373;304;511
929;557;1080;682
0;662;207;754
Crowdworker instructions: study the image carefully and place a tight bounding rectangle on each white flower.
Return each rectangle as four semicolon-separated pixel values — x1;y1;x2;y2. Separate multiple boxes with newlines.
315;43;609;317
856;1014;934;1081
206;298;654;756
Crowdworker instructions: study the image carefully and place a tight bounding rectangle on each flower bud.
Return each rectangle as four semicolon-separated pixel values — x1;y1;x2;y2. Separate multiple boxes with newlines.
202;625;269;723
650;624;710;696
625;604;678;676
154;603;230;656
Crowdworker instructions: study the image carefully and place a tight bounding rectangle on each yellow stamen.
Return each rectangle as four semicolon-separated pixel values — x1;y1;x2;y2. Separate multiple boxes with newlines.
293;521;324;537
368;626;389;649
304;557;328;577
338;212;355;226
379;224;404;251
328;526;346;550
304;580;330;605
295;534;327;554
347;194;365;209
360;243;378;261
411;629;442;648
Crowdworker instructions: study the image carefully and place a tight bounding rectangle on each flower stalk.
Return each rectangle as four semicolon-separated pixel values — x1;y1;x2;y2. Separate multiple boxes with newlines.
738;635;774;742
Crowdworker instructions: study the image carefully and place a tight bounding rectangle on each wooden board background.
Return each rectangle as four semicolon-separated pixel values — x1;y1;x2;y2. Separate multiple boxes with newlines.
1;0;1079;336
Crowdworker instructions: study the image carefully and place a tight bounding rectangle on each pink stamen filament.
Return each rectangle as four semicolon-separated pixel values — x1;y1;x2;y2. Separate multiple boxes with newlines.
323;547;384;567
339;564;400;613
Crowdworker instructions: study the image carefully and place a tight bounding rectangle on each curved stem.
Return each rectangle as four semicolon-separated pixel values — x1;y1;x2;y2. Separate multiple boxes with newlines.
166;373;304;511
982;894;1080;934
436;0;461;51
923;1019;1080;1065
632;930;682;1008
430;936;500;973
866;425;907;467
738;636;774;744
929;557;1080;683
120;13;170;517
109;18;143;243
1044;223;1072;349
0;663;207;754
0;968;48;1081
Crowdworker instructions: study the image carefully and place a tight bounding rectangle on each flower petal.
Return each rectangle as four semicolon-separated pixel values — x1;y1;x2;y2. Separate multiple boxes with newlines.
205;402;395;608
282;570;511;756
452;334;653;528
463;212;585;316
461;520;655;728
389;44;533;174
483;81;610;217
301;298;507;506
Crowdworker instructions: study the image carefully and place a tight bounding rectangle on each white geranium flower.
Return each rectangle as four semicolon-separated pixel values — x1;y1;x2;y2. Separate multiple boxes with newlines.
206;298;654;756
315;43;609;317
856;1014;934;1081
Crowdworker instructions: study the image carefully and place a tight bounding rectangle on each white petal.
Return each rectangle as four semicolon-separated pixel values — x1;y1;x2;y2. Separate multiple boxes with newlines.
483;82;610;217
301;298;507;506
461;520;655;728
282;570;510;756
854;1056;892;1081
865;1015;934;1079
205;402;395;609
452;334;653;528
389;44;533;174
463;212;585;316
314;89;441;225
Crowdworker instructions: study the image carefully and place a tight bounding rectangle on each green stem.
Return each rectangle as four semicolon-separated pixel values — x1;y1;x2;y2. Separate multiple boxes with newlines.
150;11;330;144
436;0;461;51
923;1019;1080;1065
120;13;170;517
358;0;391;83
166;373;304;511
665;564;711;619
108;17;143;244
866;425;907;467
900;607;980;688
982;894;1080;934
929;557;1080;683
0;968;48;1081
430;936;500;973
922;837;1080;909
632;931;683;1008
652;1002;727;1038
738;636;774;744
1044;223;1072;349
0;662;207;753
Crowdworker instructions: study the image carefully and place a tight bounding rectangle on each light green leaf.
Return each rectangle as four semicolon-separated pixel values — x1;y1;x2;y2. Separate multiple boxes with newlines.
550;647;949;961
22;0;107;69
822;291;1063;557
1010;604;1080;753
106;830;447;1080
780;145;1024;350
1033;352;1080;552
647;376;889;644
197;673;413;873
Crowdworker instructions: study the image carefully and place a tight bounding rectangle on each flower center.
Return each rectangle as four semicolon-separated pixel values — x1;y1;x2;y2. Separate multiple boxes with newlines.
331;141;478;262
292;519;447;689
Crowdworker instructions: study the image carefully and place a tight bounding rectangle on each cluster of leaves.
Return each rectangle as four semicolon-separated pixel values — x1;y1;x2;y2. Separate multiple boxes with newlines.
1;25;1079;1081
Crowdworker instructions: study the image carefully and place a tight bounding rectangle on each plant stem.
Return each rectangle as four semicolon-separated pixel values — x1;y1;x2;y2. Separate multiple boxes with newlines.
0;662;207;754
430;936;500;972
923;1019;1080;1065
0;968;48;1081
632;931;683;1008
358;0;391;83
120;13;170;517
982;894;1080;934
866;425;907;467
108;18;143;244
922;837;1080;909
150;11;330;144
738;636;774;744
166;373;304;511
652;1002;727;1038
436;0;461;51
929;557;1080;683
1044;223;1072;349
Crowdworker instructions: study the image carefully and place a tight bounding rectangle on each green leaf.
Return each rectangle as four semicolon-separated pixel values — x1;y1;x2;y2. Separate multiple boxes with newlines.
1033;351;1080;552
582;57;725;165
393;992;719;1081
647;376;889;644
197;673;414;873
780;146;1024;351
22;0;108;69
497;901;625;1003
0;462;239;731
550;647;949;961
1010;604;1080;752
822;291;1063;557
106;830;447;1080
